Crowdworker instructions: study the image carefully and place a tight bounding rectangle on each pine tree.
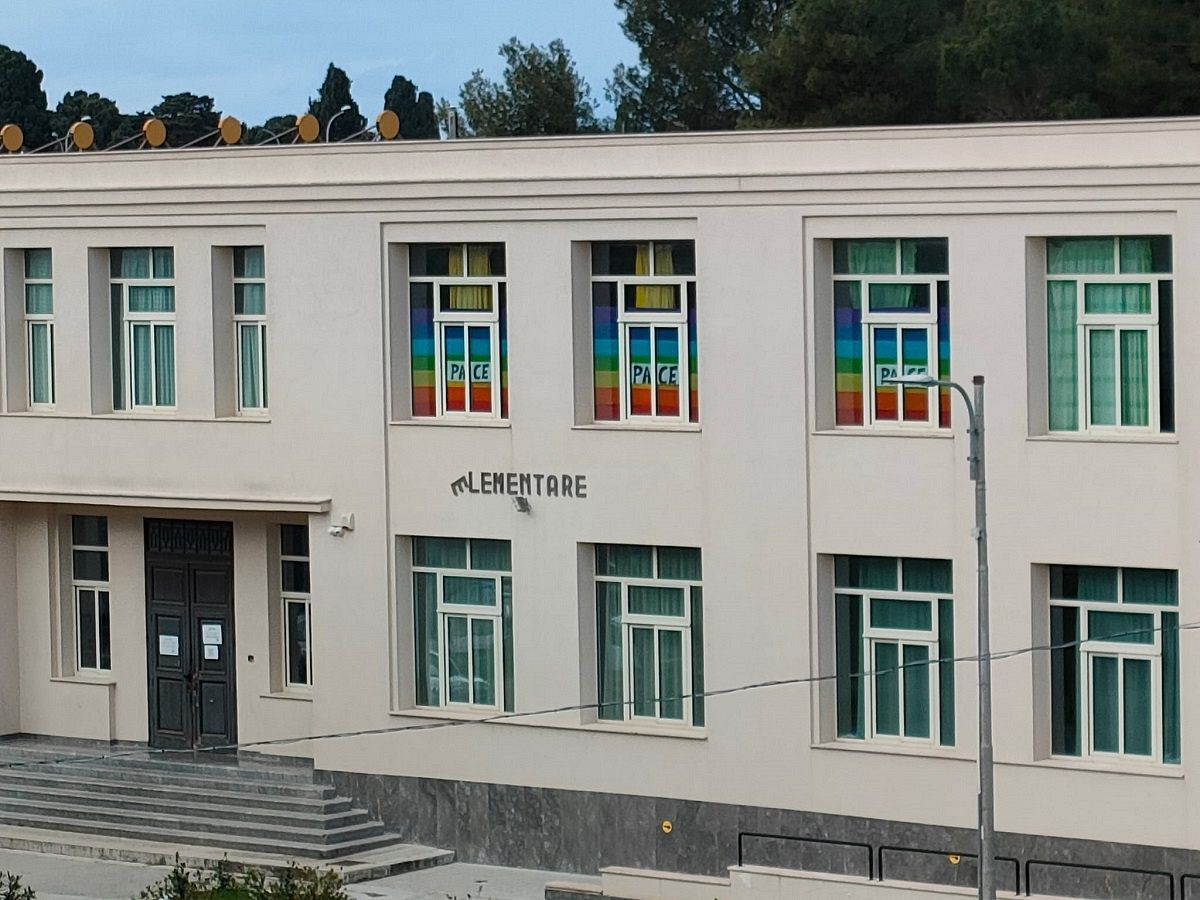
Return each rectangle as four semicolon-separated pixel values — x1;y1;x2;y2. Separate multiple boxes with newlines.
308;63;366;141
0;45;51;147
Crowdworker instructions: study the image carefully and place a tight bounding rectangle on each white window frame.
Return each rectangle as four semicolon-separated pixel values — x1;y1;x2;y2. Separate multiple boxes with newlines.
860;589;941;746
233;247;267;414
23;250;54;408
594;241;694;423
71;522;110;674
410;245;504;420
280;538;312;688
110;249;176;411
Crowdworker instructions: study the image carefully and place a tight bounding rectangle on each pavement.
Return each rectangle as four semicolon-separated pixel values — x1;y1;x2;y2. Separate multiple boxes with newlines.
0;848;170;900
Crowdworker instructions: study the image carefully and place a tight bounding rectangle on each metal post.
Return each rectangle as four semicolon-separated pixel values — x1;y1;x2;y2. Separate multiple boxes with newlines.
971;374;996;900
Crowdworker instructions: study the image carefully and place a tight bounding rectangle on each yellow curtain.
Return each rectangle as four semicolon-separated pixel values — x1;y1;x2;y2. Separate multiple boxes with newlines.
634;243;651;276
654;243;675;275
632;285;678;310
467;245;492;276
447;285;493;311
448;246;465;277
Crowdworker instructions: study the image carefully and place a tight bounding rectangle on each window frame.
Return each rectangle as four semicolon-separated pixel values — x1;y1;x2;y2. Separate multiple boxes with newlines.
233;246;267;414
110;248;176;411
71;516;110;674
860;586;941;744
279;526;312;689
23;249;54;408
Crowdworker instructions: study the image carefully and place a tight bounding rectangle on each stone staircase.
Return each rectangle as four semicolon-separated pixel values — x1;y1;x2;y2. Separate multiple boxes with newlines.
0;736;414;863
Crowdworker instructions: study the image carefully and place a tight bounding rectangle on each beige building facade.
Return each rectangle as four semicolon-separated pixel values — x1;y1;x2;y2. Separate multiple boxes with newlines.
0;118;1197;895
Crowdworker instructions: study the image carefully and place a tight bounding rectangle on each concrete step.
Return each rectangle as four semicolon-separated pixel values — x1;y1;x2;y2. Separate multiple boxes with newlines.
0;761;336;797
0;749;316;783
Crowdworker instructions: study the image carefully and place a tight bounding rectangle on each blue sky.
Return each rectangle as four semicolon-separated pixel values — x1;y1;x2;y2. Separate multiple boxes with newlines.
4;1;638;124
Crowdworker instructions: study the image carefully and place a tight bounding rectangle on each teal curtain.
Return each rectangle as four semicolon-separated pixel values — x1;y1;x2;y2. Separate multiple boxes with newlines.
1123;568;1177;605
1050;606;1080;756
596;581;623;720
413;572;439;705
899;238;948;275
446;616;470;703
631;627;655;716
1047;281;1079;430
1163;612;1180;763
1119;236;1171;274
690;587;704;726
1047;237;1114;274
413;537;467;568
235;283;266;316
868;283;930;313
902;558;952;594
24;283;52;314
1119;330;1149;426
24;248;51;279
1092;656;1119;753
128;286;175;312
596;544;653;578
1123;658;1152;756
234;246;265;278
471;618;496;706
1089;329;1116;426
658;630;684;720
239;324;262;409
152;248;174;278
112;248;150;278
870;598;932;631
835;595;864;738
443;576;497;606
1088;610;1154;644
28;323;52;404
502;577;514;713
110;285;124;410
658;546;701;580
902;645;930;739
1084;283;1150;314
153;326;175;406
834;239;895;275
471;538;511;572
629;585;685;617
1050;565;1118;602
835;555;897;591
132;324;152;405
938;599;954;746
874;643;900;736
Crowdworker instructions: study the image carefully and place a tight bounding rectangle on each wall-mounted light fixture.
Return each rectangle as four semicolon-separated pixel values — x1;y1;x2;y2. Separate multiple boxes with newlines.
328;513;356;537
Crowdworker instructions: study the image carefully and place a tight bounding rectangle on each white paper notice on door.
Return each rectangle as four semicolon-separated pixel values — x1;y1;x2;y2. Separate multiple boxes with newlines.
204;644;219;660
201;623;223;645
159;634;180;657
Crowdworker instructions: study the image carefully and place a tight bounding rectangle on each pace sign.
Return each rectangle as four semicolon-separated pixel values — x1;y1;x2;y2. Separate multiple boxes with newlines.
451;471;587;499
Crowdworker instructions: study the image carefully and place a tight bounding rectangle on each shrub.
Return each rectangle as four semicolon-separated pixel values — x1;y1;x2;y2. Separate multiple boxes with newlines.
0;873;34;900
135;858;347;900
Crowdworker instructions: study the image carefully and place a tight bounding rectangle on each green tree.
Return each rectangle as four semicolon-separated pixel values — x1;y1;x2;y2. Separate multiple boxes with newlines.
151;92;220;146
245;114;299;144
746;0;952;127
308;63;366;141
0;45;51;147
384;75;440;139
1090;0;1200;118
51;90;132;148
459;38;598;136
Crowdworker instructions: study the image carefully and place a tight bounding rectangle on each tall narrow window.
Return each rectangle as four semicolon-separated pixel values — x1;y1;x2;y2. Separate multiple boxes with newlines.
279;524;312;688
833;555;954;746
409;244;507;419
71;515;110;672
595;544;704;725
1046;236;1172;432
592;242;698;424
234;247;267;412
411;537;513;711
1049;565;1179;764
833;238;950;428
24;249;54;407
110;248;175;410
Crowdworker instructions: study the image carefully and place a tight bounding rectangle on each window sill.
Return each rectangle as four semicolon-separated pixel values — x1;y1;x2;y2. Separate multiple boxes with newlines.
391;706;707;740
1002;756;1183;779
812;739;971;762
572;423;701;434
390;418;511;429
260;690;313;703
215;415;272;424
1028;433;1178;446
50;674;116;687
812;428;953;440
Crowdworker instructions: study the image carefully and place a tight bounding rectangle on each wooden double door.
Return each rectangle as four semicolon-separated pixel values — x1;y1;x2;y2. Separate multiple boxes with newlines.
144;519;237;750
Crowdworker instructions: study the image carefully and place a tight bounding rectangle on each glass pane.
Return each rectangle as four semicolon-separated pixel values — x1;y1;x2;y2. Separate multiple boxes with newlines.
1163;612;1180;763
834;280;864;426
595;544;653;578
1122;569;1176;605
1047;237;1114;274
470;539;511;572
132;323;152;405
446;616;470;703
690;586;704;727
502;577;514;713
77;590;97;669
597;581;623;720
900;327;930;420
112;248;150;278
1123;658;1152;756
467;325;492;414
628;585;685;617
874;643;900;736
233;246;265;278
1159;281;1174;432
286;601;309;685
154;326;175;406
1092;656;1119;753
239;325;262;409
657;546;701;580
654;327;681;417
98;592;111;670
1119;236;1171;274
1088;610;1154;644
443;576;497;606
1119;330;1149;427
902;645;930;739
591;241;648;276
658;630;684;720
659;241;695;276
281;559;310;593
442;284;493;312
442;324;466;412
835;595;864;739
279;523;308;557
72;515;108;548
872;328;898;421
870;598;933;631
834;555;897;591
24;283;53;314
413;537;467;569
899;238;948;275
409;244;457;277
29;323;52;404
24;248;51;279
624;284;681;312
627;325;653;416
1047;281;1079;431
128;286;175;312
868;283;930;314
631;627;655;717
938;598;954;746
471;618;496;706
1084;283;1150;315
413;572;439;705
1050;565;1117;602
902;558;952;594
110;285;124;410
833;239;895;275
1051;606;1081;756
464;244;502;276
1089;329;1117;426
73;549;108;582
152;248;174;278
234;283;266;316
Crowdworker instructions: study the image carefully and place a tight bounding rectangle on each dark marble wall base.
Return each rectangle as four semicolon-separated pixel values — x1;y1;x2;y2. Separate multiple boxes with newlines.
320;768;1199;900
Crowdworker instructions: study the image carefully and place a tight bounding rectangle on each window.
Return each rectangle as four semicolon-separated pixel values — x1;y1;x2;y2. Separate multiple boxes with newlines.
833;555;954;746
409;244;507;419
591;242;698;423
595;544;703;725
110;248;175;410
279;524;312;688
412;537;512;710
24;249;54;407
71;515;110;672
234;247;267;412
1049;565;1179;764
833;239;950;428
1046;236;1173;433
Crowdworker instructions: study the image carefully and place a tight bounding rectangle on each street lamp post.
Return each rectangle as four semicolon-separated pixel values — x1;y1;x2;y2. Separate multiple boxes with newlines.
325;104;353;143
885;373;994;900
